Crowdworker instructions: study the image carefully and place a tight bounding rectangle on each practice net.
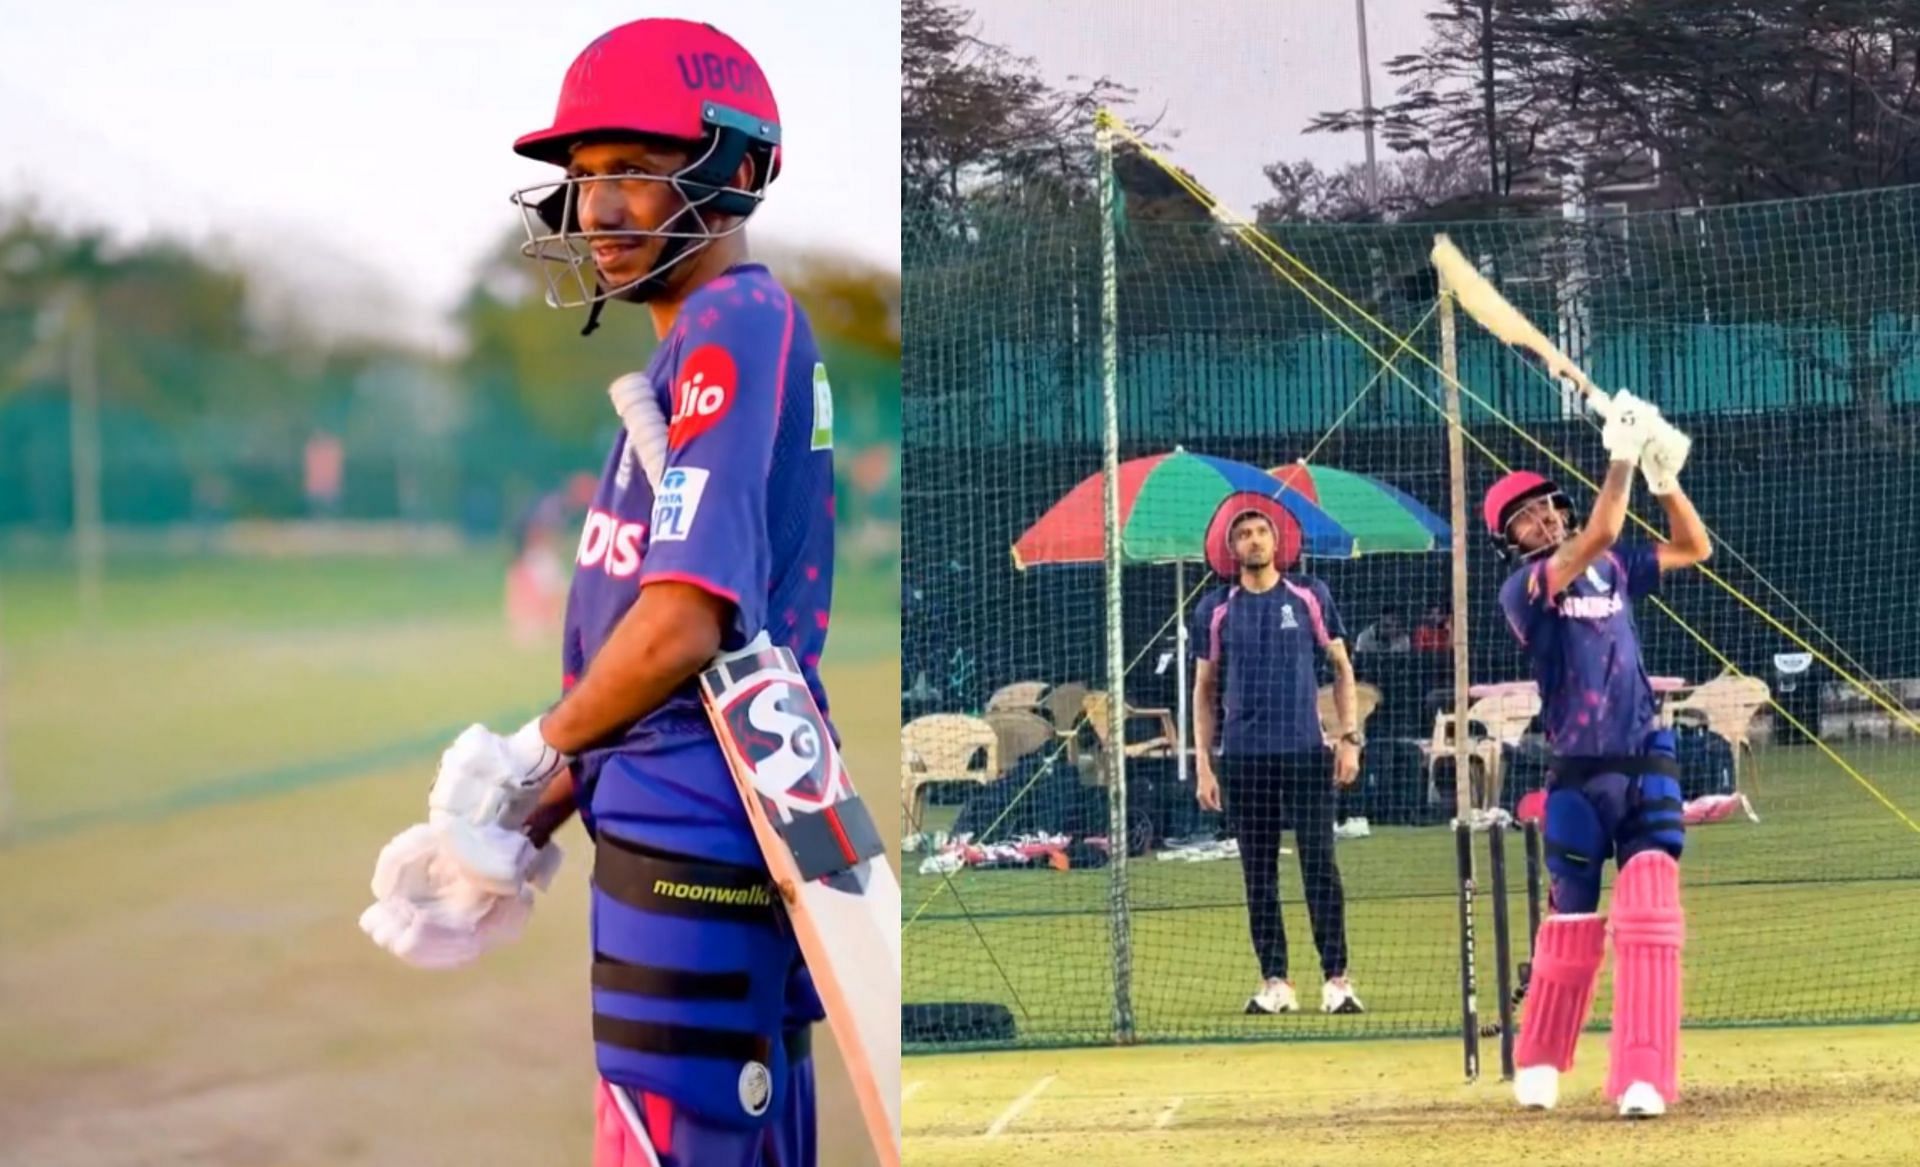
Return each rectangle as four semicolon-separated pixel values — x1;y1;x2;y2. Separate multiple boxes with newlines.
902;165;1920;1052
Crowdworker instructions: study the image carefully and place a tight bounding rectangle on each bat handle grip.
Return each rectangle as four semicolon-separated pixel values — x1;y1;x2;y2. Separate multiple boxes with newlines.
1559;367;1613;420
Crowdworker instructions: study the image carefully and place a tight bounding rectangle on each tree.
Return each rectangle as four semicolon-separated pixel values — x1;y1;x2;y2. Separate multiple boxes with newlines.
1309;0;1571;199
1254;152;1486;223
1309;0;1920;204
903;0;1156;226
1306;1;1920;437
1555;0;1920;202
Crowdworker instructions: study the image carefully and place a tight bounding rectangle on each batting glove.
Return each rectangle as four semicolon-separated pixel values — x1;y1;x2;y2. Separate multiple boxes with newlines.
1601;389;1663;464
1640;416;1692;495
428;719;571;896
359;823;561;969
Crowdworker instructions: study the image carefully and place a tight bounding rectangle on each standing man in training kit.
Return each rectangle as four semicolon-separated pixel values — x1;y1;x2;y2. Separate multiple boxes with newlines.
1485;391;1711;1119
1192;492;1365;1016
358;20;846;1166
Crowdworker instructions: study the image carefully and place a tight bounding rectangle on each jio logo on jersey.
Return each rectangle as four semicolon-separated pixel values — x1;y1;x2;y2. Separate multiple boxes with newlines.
576;508;646;578
671;344;736;448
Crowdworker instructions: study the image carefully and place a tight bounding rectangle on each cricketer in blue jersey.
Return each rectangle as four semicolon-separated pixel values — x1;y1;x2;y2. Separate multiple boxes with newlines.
1190;492;1366;1018
359;20;836;1167
1486;391;1711;1119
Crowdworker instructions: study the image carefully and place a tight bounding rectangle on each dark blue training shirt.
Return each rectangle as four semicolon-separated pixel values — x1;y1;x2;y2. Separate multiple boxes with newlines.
561;263;838;866
1192;576;1346;757
1498;542;1661;758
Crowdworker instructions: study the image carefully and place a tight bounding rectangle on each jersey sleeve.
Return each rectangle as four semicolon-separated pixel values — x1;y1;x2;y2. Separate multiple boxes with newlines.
1309;578;1349;645
1613;542;1662;600
639;294;794;647
1499;561;1552;647
1193;589;1227;664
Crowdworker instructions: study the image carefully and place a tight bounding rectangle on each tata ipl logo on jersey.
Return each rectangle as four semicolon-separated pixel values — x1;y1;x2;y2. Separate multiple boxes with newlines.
650;467;710;543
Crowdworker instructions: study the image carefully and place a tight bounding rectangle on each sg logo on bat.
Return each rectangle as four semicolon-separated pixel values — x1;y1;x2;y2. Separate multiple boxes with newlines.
715;666;847;823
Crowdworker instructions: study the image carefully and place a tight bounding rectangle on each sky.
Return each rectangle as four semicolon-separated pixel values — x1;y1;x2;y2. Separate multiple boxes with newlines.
0;0;900;350
962;0;1438;217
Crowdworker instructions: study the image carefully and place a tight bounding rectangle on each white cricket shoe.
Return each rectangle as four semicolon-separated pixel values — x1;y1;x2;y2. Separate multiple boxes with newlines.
1617;1081;1666;1118
1321;977;1366;1014
1335;816;1372;840
1244;977;1298;1014
1513;1065;1560;1109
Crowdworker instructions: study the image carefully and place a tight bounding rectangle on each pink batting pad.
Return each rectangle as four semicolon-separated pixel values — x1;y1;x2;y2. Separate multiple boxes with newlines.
1517;789;1547;824
594;1080;667;1167
1607;850;1686;1103
1514;912;1607;1072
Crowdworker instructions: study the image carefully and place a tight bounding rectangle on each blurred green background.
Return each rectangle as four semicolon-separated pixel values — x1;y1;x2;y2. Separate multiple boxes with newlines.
0;207;900;1166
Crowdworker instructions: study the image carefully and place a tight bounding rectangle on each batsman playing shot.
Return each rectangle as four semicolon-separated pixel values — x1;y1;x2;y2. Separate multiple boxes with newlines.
1191;492;1366;1017
1484;393;1711;1118
356;19;898;1167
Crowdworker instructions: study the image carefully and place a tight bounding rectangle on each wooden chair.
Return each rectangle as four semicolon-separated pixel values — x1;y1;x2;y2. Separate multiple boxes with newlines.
1317;682;1383;744
986;680;1051;715
1040;681;1090;763
900;713;999;830
983;709;1057;772
1081;691;1179;786
1041;681;1090;731
1666;672;1772;792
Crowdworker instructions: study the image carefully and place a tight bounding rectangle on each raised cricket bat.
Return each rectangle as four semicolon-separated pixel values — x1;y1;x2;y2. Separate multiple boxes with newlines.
1430;233;1613;418
610;375;902;1166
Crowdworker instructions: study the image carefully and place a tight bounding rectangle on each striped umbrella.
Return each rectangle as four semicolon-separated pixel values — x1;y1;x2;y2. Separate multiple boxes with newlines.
1266;461;1452;554
1011;448;1353;569
1011;449;1451;789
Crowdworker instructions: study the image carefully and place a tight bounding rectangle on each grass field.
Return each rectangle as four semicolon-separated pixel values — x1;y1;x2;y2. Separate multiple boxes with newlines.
903;740;1920;1046
902;701;1920;1162
0;551;899;1167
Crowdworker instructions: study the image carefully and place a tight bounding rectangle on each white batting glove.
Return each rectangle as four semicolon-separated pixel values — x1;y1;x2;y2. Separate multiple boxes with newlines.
360;892;535;969
1640;416;1692;495
1600;389;1662;464
427;719;571;896
359;823;559;969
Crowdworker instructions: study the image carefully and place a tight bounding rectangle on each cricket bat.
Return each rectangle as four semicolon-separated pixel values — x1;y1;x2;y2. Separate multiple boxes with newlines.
700;640;902;1165
610;374;902;1166
1430;234;1613;418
